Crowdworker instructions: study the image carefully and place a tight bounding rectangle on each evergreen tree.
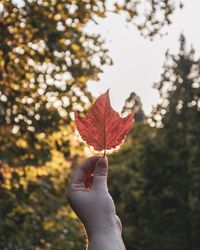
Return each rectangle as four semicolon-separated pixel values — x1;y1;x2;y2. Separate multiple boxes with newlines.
109;122;155;250
109;36;200;250
122;92;145;121
140;35;200;250
109;92;151;249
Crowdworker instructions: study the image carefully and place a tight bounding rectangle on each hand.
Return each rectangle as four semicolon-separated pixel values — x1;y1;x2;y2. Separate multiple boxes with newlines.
67;156;125;250
67;156;121;235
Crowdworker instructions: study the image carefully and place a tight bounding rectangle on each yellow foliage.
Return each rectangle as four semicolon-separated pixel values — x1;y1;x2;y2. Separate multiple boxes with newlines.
16;139;28;148
71;44;80;51
57;4;63;11
54;13;61;21
78;75;90;84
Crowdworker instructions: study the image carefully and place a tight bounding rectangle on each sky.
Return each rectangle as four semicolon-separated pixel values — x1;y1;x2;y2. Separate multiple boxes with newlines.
87;0;200;115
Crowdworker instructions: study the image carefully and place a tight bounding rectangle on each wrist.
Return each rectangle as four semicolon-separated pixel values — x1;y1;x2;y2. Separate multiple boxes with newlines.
87;229;125;250
86;215;125;250
85;213;119;239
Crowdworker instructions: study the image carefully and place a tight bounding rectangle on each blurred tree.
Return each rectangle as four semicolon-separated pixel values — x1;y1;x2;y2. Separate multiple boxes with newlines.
114;0;181;38
109;36;200;250
109;92;151;249
140;35;200;250
122;92;145;121
0;0;181;249
0;0;112;166
0;0;179;165
0;126;87;250
109;121;155;250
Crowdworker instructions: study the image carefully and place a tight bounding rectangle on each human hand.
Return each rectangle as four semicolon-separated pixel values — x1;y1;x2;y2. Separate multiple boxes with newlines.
66;156;123;240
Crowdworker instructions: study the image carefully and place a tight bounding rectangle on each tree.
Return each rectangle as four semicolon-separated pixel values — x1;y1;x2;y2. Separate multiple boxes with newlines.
122;92;145;121
0;127;87;250
0;1;181;249
0;0;112;166
109;121;155;250
140;35;200;250
0;0;179;165
109;36;200;250
109;92;152;249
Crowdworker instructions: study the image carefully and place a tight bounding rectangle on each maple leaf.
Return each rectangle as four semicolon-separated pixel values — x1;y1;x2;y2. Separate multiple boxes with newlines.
74;90;134;156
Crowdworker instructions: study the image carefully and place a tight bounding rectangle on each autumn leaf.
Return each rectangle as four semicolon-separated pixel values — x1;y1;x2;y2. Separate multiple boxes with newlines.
74;90;134;156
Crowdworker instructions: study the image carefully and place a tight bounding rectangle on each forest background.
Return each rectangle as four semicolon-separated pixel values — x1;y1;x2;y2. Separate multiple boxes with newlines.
0;1;199;250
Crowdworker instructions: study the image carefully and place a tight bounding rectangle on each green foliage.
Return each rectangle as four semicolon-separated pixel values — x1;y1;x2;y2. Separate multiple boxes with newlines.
142;35;200;250
0;173;85;250
109;36;200;250
109;122;156;250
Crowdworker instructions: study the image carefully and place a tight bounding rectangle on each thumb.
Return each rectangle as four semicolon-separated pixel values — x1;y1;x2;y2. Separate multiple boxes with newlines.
92;157;108;190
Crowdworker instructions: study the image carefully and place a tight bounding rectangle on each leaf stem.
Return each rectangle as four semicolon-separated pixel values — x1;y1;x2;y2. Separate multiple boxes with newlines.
103;148;106;158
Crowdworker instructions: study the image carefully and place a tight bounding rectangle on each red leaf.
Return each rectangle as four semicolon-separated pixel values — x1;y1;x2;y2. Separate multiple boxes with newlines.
74;90;134;153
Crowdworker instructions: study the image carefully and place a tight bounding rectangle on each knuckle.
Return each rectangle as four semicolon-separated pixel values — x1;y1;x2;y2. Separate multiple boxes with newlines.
115;215;122;232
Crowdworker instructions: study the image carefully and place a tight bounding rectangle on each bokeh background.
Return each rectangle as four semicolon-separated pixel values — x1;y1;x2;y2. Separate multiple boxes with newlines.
0;0;199;250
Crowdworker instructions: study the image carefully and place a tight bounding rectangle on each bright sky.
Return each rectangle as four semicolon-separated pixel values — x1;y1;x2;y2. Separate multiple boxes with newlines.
87;0;200;115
